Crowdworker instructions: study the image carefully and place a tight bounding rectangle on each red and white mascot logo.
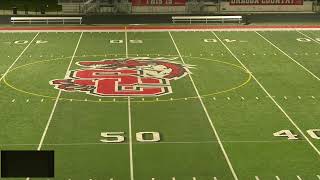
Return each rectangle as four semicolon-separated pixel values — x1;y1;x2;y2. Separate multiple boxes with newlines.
50;57;192;97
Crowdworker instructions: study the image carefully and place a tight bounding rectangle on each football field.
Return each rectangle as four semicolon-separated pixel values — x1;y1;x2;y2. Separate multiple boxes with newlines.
0;29;319;180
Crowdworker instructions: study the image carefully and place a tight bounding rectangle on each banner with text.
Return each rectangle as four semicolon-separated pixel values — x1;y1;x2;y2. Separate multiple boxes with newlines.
132;0;186;6
230;0;303;5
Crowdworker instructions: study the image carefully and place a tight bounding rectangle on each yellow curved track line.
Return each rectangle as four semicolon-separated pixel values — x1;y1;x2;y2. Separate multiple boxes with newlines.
3;55;252;103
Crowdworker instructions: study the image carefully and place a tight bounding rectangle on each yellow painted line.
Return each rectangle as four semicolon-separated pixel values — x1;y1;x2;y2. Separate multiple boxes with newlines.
3;55;251;103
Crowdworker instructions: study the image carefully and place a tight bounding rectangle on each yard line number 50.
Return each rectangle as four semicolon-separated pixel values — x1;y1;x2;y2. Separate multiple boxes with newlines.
100;131;161;143
274;129;320;140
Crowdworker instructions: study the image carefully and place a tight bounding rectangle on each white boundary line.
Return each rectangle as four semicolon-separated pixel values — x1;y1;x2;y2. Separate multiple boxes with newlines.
297;30;320;45
37;32;83;151
1;27;320;33
168;31;239;180
211;31;320;156
0;32;39;83
125;28;135;180
255;31;320;81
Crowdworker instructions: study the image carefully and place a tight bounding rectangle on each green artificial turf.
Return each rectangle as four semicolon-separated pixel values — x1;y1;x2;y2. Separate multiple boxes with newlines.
0;30;319;180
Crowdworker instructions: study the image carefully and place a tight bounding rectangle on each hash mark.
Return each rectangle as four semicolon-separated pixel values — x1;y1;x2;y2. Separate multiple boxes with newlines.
11;99;15;103
110;178;113;180
275;176;280;180
193;177;197;180
297;175;303;180
256;97;259;100
172;177;176;180
213;177;218;180
241;97;245;100
311;96;315;99
284;96;287;100
317;175;320;179
255;176;260;180
298;96;301;99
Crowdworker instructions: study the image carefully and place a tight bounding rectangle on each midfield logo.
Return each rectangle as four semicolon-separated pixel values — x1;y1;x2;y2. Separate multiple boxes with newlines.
50;57;192;97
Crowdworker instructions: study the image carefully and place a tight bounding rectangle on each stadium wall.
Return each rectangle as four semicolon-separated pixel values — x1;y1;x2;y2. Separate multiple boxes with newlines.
131;6;186;14
220;1;314;12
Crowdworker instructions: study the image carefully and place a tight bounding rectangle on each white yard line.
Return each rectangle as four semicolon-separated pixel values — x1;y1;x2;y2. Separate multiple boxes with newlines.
297;30;320;45
125;28;135;180
128;96;134;180
0;32;39;83
168;31;239;180
255;31;320;81
297;175;303;180
212;31;320;156
37;32;83;151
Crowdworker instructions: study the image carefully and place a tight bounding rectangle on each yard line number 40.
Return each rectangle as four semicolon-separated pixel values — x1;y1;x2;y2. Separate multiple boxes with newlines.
274;129;320;140
100;132;161;143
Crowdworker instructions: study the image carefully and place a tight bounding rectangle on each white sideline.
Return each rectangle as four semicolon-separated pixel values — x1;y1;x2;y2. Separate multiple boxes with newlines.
297;30;320;45
125;28;135;180
211;31;320;156
0;32;39;83
168;31;239;180
1;28;320;33
255;31;320;81
37;32;83;151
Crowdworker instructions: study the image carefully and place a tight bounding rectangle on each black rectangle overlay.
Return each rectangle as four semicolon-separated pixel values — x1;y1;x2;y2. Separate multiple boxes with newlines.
1;150;54;177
